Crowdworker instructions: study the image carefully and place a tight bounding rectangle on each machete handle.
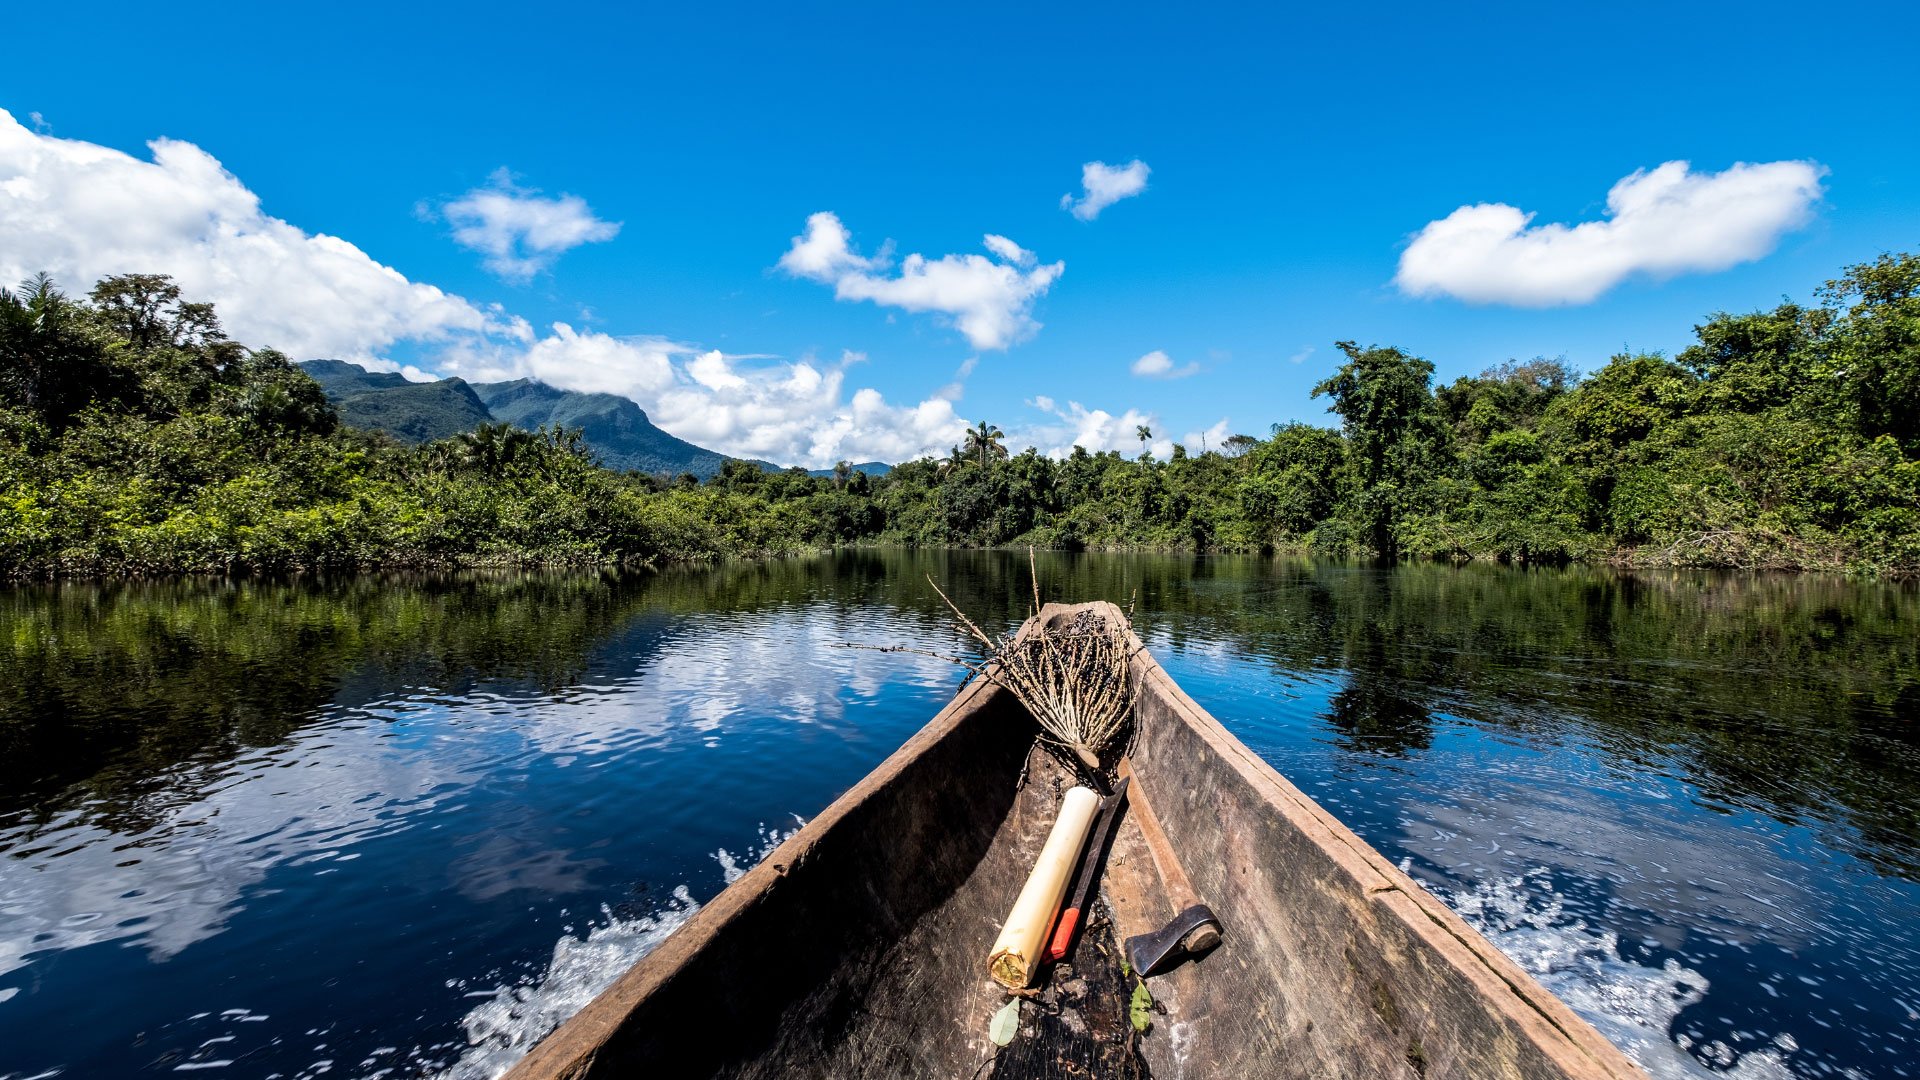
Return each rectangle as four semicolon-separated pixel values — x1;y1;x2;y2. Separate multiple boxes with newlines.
1047;906;1082;962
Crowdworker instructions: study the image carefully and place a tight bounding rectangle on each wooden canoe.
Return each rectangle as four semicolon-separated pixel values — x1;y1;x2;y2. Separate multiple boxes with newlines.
505;602;1647;1079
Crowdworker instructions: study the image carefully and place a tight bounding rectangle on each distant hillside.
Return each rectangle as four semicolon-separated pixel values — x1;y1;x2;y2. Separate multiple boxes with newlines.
300;358;412;397
300;360;492;443
296;360;755;479
807;461;893;479
469;379;735;478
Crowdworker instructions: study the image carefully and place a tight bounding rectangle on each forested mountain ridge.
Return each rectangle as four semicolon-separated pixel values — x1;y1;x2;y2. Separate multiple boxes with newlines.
300;359;493;444
466;377;743;477
295;360;753;478
2;252;1916;578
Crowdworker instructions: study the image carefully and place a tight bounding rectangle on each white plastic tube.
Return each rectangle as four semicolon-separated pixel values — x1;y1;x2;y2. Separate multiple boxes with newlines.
988;785;1101;988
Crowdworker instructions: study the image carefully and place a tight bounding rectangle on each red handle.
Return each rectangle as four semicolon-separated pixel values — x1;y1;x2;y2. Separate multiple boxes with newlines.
1047;907;1082;962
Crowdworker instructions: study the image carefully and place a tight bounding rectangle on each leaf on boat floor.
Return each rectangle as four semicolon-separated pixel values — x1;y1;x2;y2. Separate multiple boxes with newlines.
988;899;1150;1079
990;998;1021;1047
1129;981;1152;1035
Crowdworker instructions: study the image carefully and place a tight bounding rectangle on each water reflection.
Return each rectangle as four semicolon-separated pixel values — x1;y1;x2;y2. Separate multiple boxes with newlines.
1;553;1916;1079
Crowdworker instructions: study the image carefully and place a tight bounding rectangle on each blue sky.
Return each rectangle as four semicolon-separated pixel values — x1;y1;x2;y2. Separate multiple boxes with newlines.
3;2;1916;466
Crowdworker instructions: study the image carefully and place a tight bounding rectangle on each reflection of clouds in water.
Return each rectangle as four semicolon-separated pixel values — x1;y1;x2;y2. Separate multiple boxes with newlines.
0;716;470;978
450;835;608;903
0;606;947;991
1392;760;1832;953
503;608;957;754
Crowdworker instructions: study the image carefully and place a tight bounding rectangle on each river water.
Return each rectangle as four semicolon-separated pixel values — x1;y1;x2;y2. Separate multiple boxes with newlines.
1;552;1916;1079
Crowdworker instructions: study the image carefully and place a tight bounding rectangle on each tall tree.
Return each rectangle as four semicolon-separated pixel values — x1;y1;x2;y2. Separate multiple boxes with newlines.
89;274;227;353
1311;341;1444;558
1818;251;1920;447
963;420;1007;467
0;273;114;428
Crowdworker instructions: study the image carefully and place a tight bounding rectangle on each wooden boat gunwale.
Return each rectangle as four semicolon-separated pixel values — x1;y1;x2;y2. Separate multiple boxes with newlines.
505;601;1648;1079
1117;609;1642;1078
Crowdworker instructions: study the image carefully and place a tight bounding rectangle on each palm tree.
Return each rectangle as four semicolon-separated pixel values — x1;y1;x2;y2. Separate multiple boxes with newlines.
456;422;535;475
936;445;964;478
963;420;1007;468
1135;424;1153;464
1;273;95;421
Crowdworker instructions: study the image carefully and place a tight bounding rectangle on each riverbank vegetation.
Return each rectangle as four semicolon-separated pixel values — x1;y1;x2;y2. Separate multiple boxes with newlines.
3;253;1916;577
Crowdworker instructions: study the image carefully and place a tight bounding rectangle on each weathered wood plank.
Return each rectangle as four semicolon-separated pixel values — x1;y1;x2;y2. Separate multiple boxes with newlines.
505;601;1648;1080
1116;606;1641;1079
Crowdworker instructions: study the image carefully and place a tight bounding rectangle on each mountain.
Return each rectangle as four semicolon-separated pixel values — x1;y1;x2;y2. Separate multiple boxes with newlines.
296;360;761;479
300;360;492;443
299;358;412;397
807;461;893;479
468;379;735;478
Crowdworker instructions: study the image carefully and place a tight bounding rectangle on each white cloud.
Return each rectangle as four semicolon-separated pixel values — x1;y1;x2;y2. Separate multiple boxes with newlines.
1015;397;1171;459
1061;159;1150;221
647;350;972;467
1130;349;1199;379
430;330;970;467
0;111;986;469
982;234;1035;267
776;211;876;282
1183;418;1234;454
932;356;978;403
437;168;620;281
433;323;679;402
1002;399;1228;461
778;212;1063;350
1289;346;1315;365
0;108;503;363
1395;160;1826;306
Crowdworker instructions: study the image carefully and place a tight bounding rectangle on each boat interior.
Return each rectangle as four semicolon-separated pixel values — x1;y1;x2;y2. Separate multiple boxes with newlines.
504;602;1643;1080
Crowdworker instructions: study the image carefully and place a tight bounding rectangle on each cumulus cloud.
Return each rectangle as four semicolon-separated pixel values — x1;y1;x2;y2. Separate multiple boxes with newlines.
436;168;620;281
433;322;680;402
982;234;1035;267
1001;398;1230;461
1183;417;1234;455
1130;349;1199;379
1016;397;1171;459
648;350;971;467
1395;160;1826;306
0;110;974;469
1061;159;1150;221
0;108;502;362
776;211;876;282
778;212;1063;350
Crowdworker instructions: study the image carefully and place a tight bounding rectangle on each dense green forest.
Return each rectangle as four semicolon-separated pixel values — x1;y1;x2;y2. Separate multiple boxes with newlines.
2;254;1916;577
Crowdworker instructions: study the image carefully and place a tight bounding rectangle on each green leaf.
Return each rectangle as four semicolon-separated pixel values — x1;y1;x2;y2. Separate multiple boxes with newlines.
1130;980;1152;1033
989;997;1020;1047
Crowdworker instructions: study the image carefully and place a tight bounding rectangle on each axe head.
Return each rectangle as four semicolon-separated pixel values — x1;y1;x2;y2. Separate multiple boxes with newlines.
1125;903;1223;978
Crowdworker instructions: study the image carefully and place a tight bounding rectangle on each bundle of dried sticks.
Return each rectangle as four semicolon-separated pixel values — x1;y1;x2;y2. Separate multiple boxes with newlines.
925;555;1138;773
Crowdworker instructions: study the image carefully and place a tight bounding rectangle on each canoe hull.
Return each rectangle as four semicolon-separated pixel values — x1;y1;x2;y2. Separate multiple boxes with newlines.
505;602;1646;1079
1106;630;1636;1078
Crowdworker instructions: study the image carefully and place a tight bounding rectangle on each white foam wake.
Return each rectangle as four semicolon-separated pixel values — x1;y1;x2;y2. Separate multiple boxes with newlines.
430;821;801;1080
1432;865;1830;1080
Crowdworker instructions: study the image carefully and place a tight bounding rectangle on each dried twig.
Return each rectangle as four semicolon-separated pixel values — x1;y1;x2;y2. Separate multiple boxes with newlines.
841;551;1140;778
938;553;1138;774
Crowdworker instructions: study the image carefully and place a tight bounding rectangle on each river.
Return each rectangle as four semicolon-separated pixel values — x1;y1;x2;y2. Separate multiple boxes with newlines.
2;552;1916;1078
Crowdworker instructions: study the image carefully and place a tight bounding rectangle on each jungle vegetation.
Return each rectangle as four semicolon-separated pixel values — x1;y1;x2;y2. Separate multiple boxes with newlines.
2;253;1916;578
